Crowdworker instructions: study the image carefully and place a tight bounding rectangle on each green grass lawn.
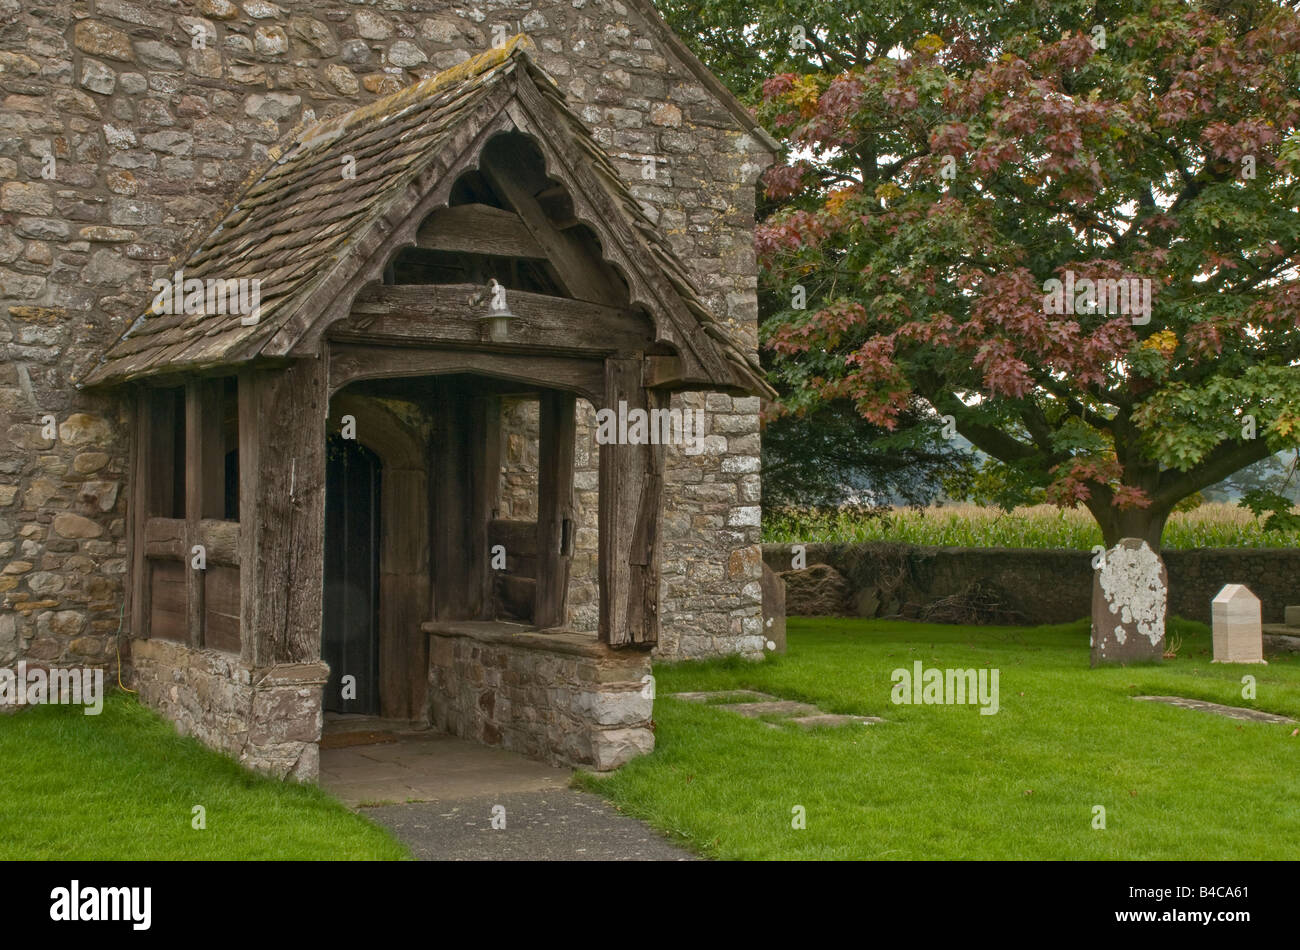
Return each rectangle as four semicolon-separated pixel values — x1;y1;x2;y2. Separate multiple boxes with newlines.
0;693;407;859
579;617;1300;860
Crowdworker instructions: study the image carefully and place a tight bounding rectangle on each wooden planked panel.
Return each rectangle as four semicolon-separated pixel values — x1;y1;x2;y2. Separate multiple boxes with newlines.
415;203;545;258
203;565;241;654
148;559;188;643
495;574;536;622
334;283;653;355
487;519;538;558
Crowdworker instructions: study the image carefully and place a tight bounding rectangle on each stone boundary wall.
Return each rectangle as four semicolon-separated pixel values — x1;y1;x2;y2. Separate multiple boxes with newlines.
130;637;327;780
428;625;652;770
762;543;1300;626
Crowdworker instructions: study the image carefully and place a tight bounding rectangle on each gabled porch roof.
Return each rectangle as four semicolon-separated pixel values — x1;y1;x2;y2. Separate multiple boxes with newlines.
78;36;773;399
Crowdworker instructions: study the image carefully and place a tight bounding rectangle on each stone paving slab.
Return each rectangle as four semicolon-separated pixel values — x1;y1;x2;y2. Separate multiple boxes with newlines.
669;690;777;704
668;689;885;728
725;700;823;719
365;790;697;861
1133;695;1297;725
787;714;885;729
320;732;570;807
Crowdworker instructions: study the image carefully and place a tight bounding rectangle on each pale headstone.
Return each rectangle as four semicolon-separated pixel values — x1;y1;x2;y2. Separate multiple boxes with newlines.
1211;584;1266;664
1090;538;1167;666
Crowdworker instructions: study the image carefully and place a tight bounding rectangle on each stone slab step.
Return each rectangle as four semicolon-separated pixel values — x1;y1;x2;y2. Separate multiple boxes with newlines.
787;714;885;729
1133;695;1297;725
669;690;777;704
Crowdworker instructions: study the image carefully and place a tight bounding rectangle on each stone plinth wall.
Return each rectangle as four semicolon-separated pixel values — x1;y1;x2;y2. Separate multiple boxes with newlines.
762;543;1300;627
427;622;653;770
2;0;768;670
131;637;326;780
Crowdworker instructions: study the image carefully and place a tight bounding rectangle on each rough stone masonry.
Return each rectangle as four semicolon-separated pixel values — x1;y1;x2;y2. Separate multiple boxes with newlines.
0;2;772;695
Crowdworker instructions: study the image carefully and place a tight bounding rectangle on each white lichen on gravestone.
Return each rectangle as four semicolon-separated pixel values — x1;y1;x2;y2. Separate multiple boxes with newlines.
1098;540;1166;646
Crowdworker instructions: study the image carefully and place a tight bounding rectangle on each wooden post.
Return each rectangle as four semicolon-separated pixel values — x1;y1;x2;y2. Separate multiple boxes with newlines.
184;381;204;648
598;358;663;647
430;385;500;622
128;386;152;639
238;360;328;666
535;390;576;629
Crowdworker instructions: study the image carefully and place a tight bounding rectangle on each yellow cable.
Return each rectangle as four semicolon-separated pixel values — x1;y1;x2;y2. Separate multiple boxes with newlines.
115;602;136;694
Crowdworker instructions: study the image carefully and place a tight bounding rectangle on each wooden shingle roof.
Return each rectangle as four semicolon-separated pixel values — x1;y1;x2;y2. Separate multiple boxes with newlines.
78;36;773;399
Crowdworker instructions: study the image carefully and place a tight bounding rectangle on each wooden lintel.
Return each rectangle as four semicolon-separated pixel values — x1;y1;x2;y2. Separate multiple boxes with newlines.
326;343;605;404
414;203;545;259
333;283;652;355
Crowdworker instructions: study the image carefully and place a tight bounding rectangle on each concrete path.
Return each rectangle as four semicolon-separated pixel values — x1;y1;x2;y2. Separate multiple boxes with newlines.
320;732;695;861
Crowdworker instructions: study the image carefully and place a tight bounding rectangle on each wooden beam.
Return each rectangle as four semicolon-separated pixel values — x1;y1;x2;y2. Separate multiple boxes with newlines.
238;360;327;666
535;390;576;629
415;203;545;258
334;283;653;354
643;355;685;389
598;357;663;647
327;343;604;404
478;151;626;306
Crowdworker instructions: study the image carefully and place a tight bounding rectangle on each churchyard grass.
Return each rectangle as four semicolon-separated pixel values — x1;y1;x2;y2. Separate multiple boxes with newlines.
0;692;408;859
577;617;1300;860
764;502;1300;550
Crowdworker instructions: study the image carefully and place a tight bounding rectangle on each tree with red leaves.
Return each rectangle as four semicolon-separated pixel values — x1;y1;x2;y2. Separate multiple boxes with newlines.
752;0;1300;553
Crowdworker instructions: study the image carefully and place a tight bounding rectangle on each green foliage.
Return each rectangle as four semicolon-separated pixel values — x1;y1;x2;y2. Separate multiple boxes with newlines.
661;0;1300;543
761;400;973;507
763;501;1300;549
0;693;407;859
1239;488;1300;533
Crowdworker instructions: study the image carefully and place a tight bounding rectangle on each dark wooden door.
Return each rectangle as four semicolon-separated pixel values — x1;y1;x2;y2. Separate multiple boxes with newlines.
322;435;381;715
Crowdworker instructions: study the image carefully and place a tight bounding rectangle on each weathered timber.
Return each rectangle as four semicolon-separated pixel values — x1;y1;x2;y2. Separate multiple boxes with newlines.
238;360;327;665
598;357;663;647
327;343;604;403
333;283;653;354
479;148;626;307
128;387;152;638
415;203;544;258
535;390;576;629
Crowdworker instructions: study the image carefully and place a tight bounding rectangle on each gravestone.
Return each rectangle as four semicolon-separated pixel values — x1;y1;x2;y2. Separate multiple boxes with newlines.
1284;605;1300;629
1211;584;1266;664
760;562;787;654
1090;538;1167;666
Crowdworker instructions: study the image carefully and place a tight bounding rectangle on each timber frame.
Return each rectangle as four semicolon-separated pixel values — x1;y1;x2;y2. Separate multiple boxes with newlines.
86;37;771;728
